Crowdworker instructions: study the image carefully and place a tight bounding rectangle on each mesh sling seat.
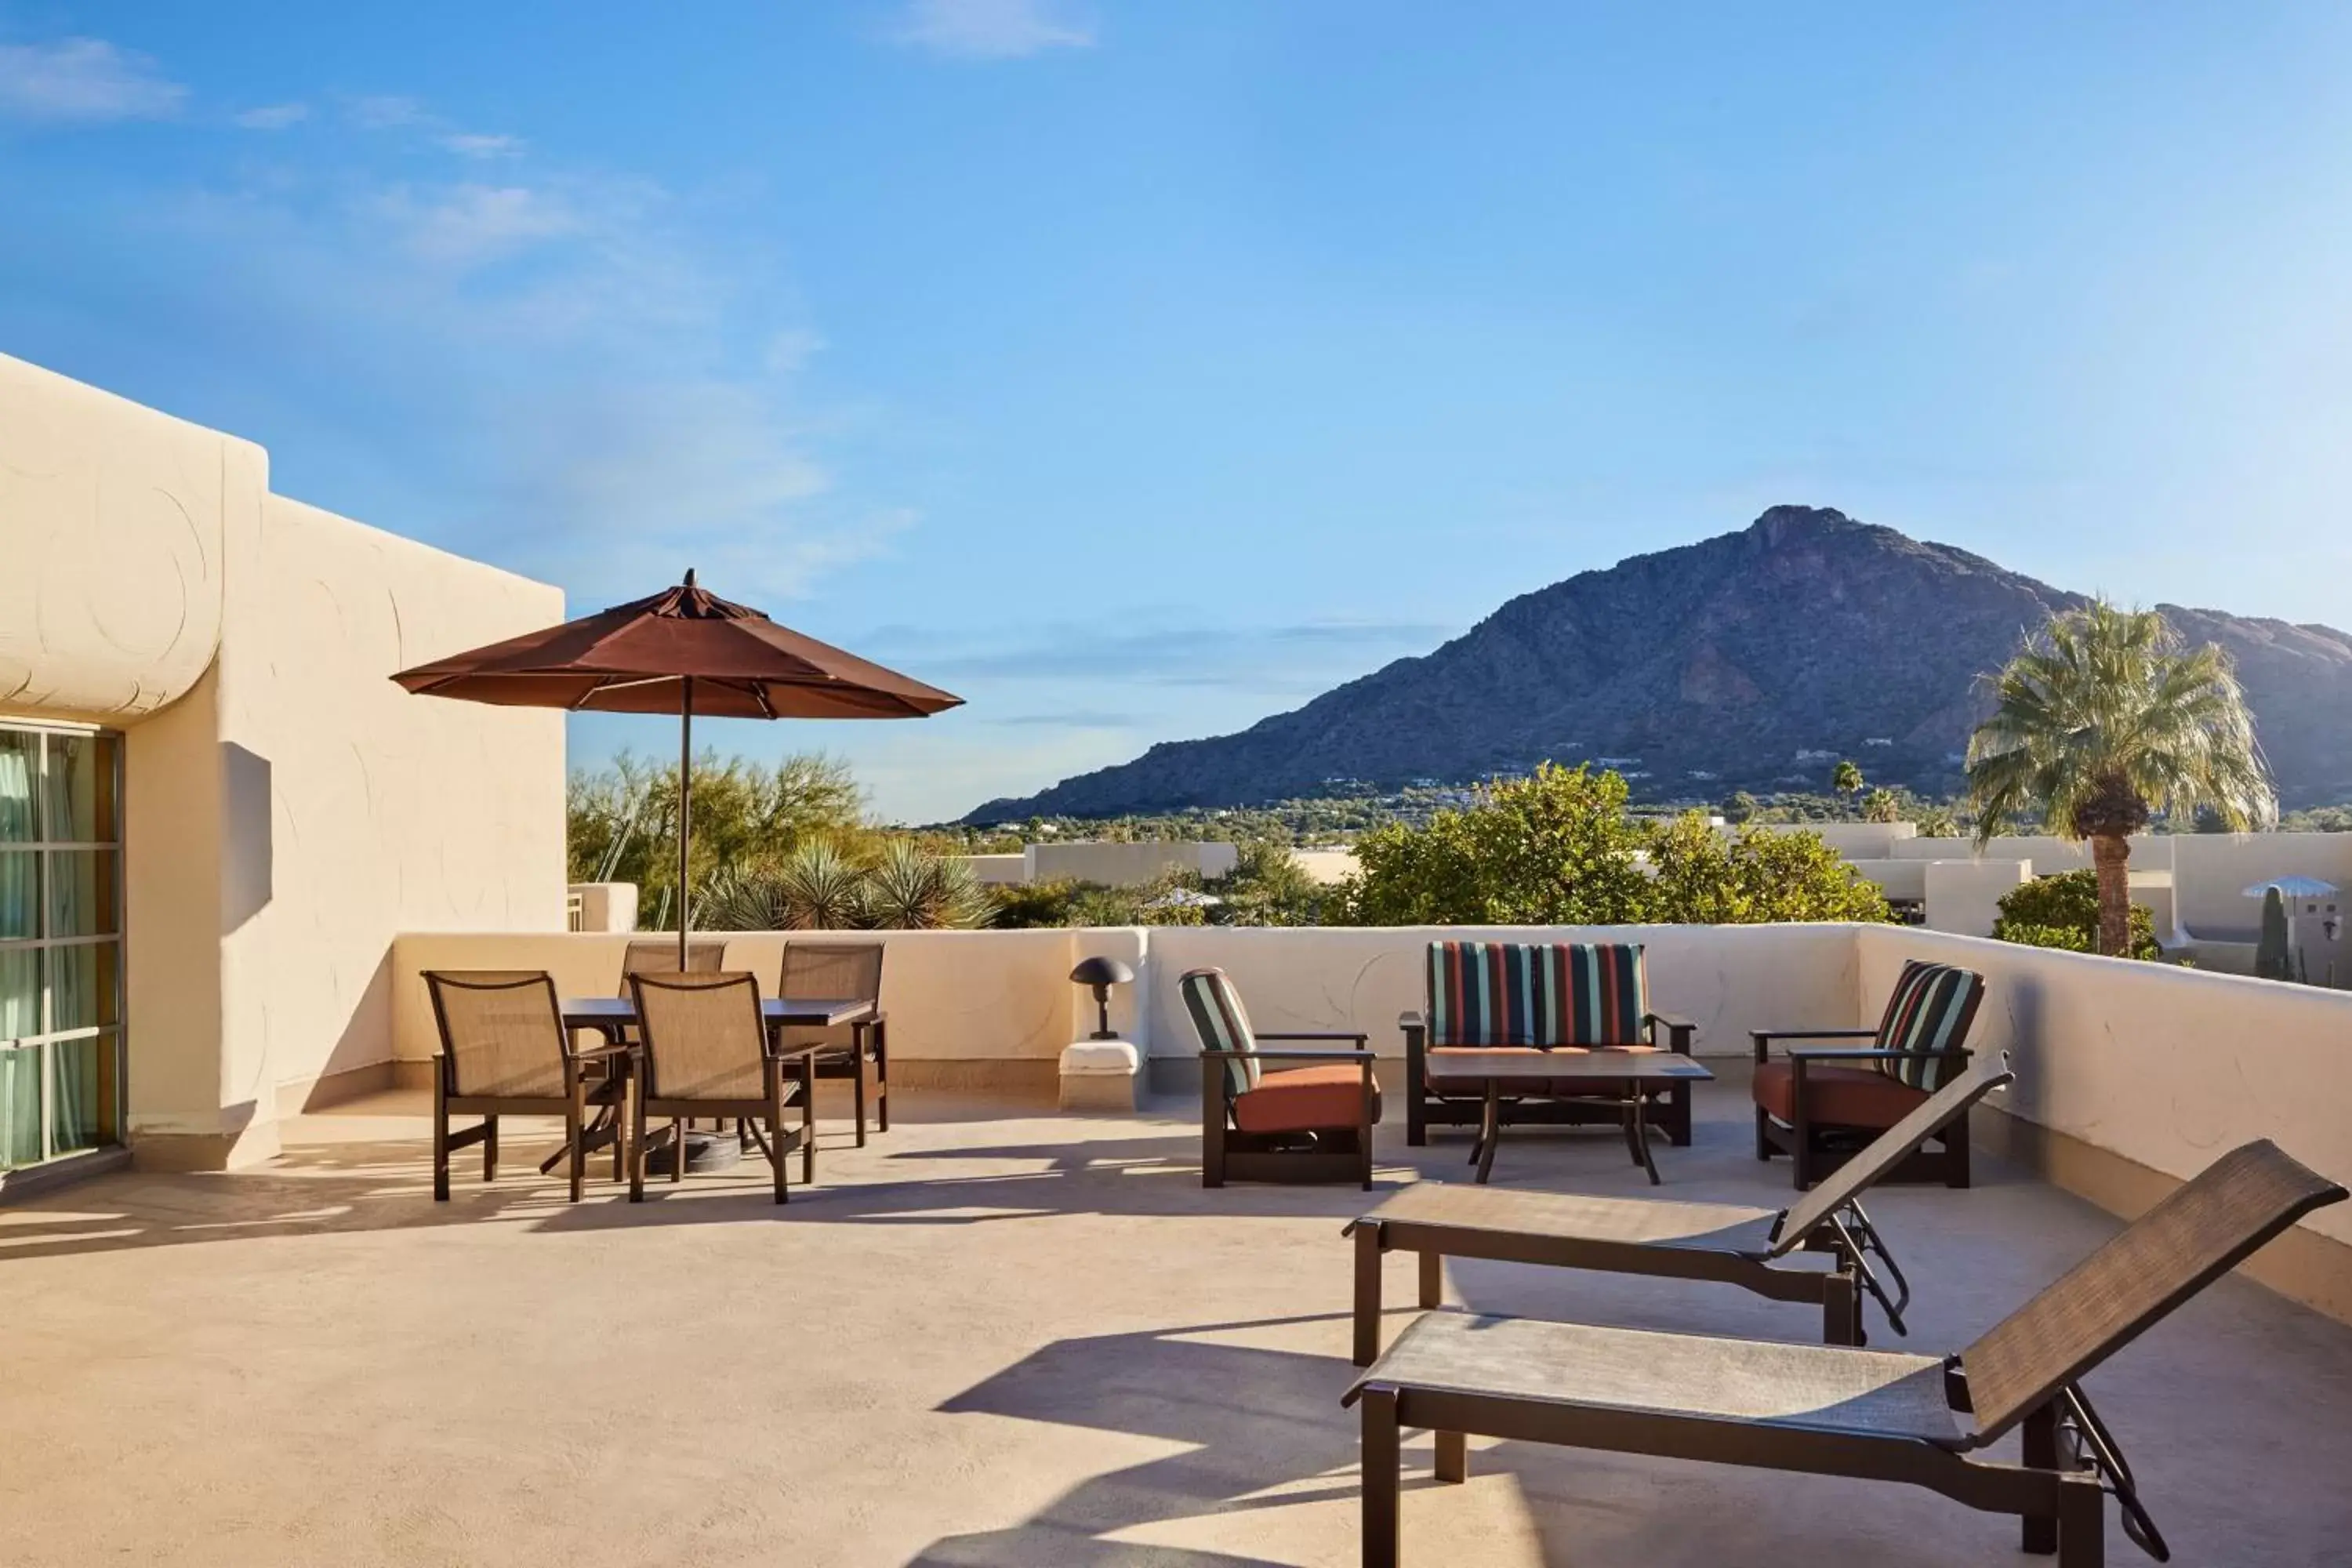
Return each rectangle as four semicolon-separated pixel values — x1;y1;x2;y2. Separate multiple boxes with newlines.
1403;941;1698;1149
1345;1054;2016;1365
1182;967;1380;1190
1753;958;1987;1189
776;942;888;1145
426;970;630;1203
626;970;816;1203
619;938;729;987
1347;1140;2347;1568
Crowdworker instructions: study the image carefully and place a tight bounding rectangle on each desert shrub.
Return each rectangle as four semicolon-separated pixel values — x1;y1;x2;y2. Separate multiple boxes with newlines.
1991;869;2159;960
1646;813;1893;924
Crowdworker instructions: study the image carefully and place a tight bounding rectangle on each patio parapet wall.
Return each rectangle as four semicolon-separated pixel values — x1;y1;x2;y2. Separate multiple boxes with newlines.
389;920;2352;1319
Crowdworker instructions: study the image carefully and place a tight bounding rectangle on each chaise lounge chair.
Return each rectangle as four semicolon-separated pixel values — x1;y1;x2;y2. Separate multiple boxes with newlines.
1346;1138;2346;1566
1345;1053;2015;1363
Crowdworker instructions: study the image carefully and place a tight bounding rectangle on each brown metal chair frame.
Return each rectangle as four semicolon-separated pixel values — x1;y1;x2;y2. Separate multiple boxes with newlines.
1347;1140;2347;1567
426;970;629;1203
1752;973;1987;1190
1403;1008;1698;1149
1200;1033;1379;1191
778;941;889;1146
1346;1056;2016;1365
626;971;817;1204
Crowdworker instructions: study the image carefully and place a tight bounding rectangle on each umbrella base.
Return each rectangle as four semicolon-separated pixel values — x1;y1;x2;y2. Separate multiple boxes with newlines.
642;1127;744;1178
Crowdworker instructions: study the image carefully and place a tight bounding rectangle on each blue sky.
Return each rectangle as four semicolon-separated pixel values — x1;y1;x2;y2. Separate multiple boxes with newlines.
5;3;2350;822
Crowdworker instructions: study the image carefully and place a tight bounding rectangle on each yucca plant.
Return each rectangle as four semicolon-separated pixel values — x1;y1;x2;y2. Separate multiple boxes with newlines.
775;839;870;930
699;867;795;932
864;839;986;930
1968;601;2275;956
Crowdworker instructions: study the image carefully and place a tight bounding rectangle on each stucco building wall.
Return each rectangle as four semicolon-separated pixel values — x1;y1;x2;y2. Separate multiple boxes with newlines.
1;352;564;1171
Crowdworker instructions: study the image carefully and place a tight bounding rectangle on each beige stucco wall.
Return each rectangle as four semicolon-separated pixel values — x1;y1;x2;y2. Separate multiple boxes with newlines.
1;354;565;1168
1025;840;1240;886
1859;924;2352;1252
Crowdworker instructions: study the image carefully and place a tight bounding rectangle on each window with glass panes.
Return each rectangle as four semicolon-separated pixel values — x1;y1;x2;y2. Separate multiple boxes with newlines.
0;725;125;1168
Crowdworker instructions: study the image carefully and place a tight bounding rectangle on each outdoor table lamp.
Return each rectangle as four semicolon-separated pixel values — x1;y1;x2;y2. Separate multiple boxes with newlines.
1069;956;1135;1040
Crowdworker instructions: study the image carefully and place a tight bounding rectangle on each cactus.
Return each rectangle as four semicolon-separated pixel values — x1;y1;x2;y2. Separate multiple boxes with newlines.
2256;886;2291;981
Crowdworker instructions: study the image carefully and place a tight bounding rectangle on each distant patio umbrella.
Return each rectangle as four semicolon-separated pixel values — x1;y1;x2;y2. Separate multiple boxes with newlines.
2242;877;2341;900
393;570;961;967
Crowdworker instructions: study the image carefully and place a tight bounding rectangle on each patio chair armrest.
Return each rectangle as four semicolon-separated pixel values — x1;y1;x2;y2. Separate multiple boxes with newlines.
1752;1026;1877;1062
1225;1047;1377;1063
1254;1031;1371;1046
1787;1046;1971;1064
1642;1011;1697;1053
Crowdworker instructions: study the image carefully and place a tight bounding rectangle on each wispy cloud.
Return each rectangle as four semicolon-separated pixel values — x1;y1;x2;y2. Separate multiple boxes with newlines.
873;617;1453;691
440;131;523;159
368;182;584;266
890;0;1094;60
0;36;185;124
233;102;309;131
343;93;426;129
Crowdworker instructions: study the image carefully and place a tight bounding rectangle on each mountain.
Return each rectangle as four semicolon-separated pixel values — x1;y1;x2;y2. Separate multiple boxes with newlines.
964;506;2352;820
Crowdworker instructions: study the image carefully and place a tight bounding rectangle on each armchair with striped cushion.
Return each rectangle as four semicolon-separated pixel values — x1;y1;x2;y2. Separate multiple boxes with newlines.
1181;967;1379;1189
1751;959;1987;1190
1401;941;1697;1149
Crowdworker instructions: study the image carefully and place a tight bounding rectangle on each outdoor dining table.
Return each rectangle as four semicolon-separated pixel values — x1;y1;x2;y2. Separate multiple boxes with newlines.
1423;1048;1715;1186
555;997;880;1180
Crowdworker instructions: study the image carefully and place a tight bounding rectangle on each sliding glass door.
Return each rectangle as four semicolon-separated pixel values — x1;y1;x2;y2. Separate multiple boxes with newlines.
0;724;125;1169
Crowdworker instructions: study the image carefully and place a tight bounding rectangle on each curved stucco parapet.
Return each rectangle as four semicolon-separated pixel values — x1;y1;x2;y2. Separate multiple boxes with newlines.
0;351;259;716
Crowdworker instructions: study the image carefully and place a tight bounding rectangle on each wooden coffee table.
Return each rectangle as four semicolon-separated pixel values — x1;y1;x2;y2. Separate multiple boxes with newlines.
1422;1048;1715;1185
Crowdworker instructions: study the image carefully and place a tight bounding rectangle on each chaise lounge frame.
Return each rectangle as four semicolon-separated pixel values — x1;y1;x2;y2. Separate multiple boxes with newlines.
1346;1139;2346;1566
1346;1054;2015;1363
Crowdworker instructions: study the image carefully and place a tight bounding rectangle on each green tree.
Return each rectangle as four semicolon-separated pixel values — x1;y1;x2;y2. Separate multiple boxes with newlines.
1860;786;1900;824
1211;840;1324;927
1831;759;1864;799
1646;814;1893;924
1967;601;2276;956
1990;869;2159;960
1333;764;1651;925
1721;790;1759;825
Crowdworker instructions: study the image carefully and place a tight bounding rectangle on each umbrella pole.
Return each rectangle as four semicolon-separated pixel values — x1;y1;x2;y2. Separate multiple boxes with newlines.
677;674;693;971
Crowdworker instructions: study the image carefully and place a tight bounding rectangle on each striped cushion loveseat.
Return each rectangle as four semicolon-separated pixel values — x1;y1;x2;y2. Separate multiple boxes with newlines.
1401;941;1697;1148
1751;959;1987;1190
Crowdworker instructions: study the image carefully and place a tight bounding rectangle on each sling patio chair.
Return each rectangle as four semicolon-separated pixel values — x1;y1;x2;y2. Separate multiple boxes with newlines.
626;970;816;1204
1345;1054;2015;1365
776;941;888;1145
1183;967;1380;1190
1347;1139;2347;1567
619;937;729;986
1754;957;1987;1189
426;969;630;1203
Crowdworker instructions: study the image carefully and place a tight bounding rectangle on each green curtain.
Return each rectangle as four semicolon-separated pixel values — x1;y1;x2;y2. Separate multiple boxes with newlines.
0;732;38;1164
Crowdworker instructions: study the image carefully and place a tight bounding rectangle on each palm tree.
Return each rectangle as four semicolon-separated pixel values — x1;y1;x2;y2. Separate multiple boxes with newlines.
1967;601;2275;956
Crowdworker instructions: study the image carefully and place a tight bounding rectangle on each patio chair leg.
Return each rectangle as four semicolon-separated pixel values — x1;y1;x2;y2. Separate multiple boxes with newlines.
853;1029;869;1149
2022;1402;2060;1555
431;1077;451;1202
482;1115;497;1182
629;1089;647;1203
2056;1473;2104;1567
1821;1270;1858;1346
873;1018;888;1134
671;1117;684;1182
771;1100;788;1206
1360;1388;1401;1568
566;1079;586;1204
1434;1429;1467;1485
1755;1105;1773;1161
1353;1222;1384;1367
1418;1248;1443;1310
800;1055;817;1185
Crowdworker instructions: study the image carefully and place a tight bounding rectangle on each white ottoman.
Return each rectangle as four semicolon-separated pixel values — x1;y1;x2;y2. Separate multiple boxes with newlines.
1058;1038;1142;1113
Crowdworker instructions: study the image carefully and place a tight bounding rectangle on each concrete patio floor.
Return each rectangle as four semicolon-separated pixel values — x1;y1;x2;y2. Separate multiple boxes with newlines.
2;1079;2348;1567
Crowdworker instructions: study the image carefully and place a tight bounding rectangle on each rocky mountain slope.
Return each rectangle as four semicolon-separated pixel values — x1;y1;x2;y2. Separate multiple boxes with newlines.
966;506;2352;819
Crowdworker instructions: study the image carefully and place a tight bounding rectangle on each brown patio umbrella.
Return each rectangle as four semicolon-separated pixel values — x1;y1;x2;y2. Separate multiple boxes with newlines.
393;570;961;967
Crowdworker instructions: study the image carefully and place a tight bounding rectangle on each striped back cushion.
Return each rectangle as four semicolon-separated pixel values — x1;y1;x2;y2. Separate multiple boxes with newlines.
1179;967;1261;1098
1425;942;1648;1047
1873;961;1984;1090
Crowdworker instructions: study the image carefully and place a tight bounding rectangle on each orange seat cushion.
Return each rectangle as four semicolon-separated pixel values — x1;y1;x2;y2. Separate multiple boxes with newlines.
1751;1060;1926;1131
1232;1064;1381;1134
